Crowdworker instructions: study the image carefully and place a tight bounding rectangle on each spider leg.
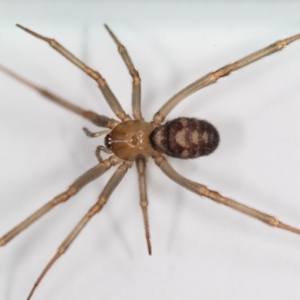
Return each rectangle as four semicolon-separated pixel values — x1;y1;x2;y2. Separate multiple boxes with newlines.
16;24;130;122
26;160;133;300
95;146;113;163
104;24;142;121
0;155;122;247
82;129;113;162
0;65;119;128
153;32;300;125
83;127;111;137
154;154;300;236
136;156;151;255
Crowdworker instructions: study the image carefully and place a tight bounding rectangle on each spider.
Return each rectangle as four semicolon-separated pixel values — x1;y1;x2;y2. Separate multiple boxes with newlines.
0;24;300;300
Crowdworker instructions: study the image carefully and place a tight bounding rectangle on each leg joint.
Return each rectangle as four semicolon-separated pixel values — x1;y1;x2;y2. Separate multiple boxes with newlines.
140;201;148;209
57;246;66;255
275;40;287;50
133;75;141;84
153;153;165;166
267;217;280;227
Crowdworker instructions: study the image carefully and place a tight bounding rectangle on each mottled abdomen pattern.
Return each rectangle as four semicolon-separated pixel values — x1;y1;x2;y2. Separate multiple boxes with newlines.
149;117;219;159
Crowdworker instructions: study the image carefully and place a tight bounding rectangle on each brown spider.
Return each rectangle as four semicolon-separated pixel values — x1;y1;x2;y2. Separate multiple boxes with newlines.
0;24;300;299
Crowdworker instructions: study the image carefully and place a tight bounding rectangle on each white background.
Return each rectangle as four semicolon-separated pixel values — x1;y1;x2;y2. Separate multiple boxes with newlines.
1;1;300;300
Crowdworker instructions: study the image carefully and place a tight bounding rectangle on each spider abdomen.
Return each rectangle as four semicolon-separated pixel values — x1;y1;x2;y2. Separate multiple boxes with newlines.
149;117;219;159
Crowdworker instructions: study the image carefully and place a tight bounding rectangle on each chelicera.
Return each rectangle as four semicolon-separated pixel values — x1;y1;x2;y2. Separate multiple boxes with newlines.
0;24;300;300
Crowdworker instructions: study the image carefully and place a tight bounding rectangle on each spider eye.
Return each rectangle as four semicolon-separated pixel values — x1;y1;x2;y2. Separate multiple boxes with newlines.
104;133;112;150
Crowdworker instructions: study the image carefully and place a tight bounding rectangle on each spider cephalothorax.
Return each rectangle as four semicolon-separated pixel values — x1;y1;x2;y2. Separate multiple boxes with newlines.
0;24;300;300
104;120;155;161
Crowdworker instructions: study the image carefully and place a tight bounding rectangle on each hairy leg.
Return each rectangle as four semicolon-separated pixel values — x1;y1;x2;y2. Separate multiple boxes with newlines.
0;155;122;247
153;32;300;125
154;154;300;236
136;156;151;255
16;24;130;121
26;160;133;300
